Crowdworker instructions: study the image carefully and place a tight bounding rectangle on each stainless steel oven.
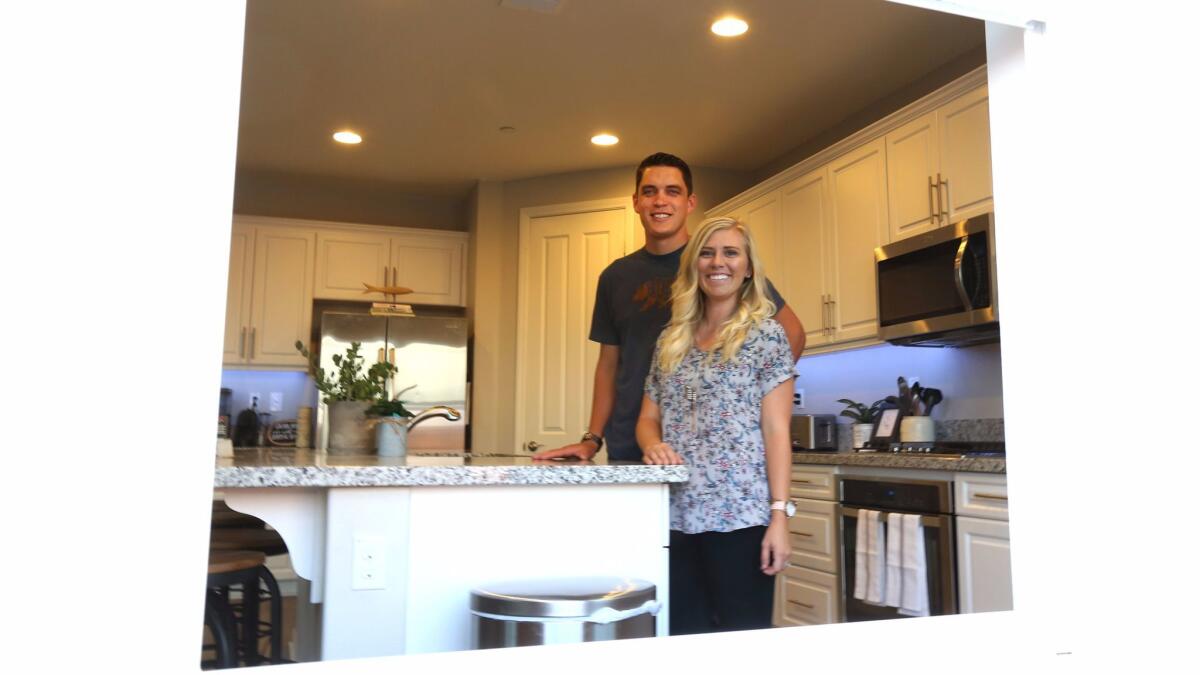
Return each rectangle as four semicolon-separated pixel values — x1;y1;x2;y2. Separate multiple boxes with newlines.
838;475;957;621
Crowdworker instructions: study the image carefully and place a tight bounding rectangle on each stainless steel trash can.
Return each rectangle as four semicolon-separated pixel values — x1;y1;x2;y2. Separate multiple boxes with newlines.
470;577;659;649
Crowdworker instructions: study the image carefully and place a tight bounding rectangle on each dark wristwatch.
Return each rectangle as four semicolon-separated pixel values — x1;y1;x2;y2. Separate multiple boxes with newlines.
580;431;604;451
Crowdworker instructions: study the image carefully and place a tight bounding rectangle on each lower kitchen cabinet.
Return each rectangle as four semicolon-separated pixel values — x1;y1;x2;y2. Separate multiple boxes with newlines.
775;464;841;627
956;516;1012;613
954;472;1012;613
775;565;840;627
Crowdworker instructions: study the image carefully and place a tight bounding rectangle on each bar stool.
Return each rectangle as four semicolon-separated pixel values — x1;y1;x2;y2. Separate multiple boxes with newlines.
204;550;266;669
210;527;288;664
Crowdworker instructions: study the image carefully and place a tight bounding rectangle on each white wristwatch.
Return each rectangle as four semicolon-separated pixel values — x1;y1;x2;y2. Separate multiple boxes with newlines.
770;500;796;518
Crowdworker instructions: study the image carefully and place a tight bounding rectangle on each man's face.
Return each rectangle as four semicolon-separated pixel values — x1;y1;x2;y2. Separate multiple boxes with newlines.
633;166;696;244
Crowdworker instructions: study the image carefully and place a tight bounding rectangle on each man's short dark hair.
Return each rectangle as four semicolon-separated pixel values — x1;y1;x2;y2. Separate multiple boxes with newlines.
635;152;693;195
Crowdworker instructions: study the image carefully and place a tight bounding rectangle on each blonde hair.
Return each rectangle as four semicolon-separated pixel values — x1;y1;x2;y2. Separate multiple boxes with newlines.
657;217;776;374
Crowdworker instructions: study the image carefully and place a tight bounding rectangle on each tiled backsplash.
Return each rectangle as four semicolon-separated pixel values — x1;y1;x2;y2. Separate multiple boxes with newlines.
834;418;1005;451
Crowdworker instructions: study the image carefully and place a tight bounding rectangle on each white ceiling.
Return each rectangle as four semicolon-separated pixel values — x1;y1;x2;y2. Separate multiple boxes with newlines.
235;0;984;197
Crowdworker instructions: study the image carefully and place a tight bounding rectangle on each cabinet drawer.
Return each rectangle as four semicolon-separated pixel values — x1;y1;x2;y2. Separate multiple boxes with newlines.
955;473;1008;520
789;498;838;574
789;465;837;500
777;566;840;626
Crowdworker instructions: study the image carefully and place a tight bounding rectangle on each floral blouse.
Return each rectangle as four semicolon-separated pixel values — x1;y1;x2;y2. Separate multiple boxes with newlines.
644;319;794;534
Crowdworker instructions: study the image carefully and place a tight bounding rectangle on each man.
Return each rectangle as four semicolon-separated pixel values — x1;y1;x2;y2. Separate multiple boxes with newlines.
533;152;805;462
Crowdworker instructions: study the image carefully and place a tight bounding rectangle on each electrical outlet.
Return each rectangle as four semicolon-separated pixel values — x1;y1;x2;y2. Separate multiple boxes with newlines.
249;392;261;408
269;392;283;412
351;536;386;590
794;388;805;409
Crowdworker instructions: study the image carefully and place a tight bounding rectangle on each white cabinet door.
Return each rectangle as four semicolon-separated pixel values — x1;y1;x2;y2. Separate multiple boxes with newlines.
776;566;840;627
886;111;941;241
313;230;390;301
939;85;993;223
956;515;1013;613
736;191;784;297
248;226;314;367
779;168;832;349
222;224;254;363
828;138;889;343
390;234;465;307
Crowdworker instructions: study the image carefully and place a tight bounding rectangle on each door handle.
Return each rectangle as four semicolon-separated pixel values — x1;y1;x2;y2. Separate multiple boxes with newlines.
928;175;937;227
938;173;950;224
525;441;543;452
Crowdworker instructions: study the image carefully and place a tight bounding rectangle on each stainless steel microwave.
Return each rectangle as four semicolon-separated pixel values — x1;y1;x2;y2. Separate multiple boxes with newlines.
874;213;999;347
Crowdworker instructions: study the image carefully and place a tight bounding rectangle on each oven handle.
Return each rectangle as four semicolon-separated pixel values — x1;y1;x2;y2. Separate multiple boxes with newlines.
839;505;949;529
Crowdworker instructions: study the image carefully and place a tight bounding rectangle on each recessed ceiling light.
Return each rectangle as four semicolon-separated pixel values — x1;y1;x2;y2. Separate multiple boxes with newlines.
711;17;749;37
591;133;619;146
332;130;362;144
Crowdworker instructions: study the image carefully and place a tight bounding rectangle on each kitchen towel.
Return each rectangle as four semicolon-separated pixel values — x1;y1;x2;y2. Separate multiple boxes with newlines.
865;509;886;605
885;512;903;607
853;508;869;599
898;513;930;617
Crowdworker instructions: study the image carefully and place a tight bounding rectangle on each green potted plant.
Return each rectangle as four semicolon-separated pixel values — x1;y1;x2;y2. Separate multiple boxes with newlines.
367;386;415;458
837;398;886;449
295;340;396;454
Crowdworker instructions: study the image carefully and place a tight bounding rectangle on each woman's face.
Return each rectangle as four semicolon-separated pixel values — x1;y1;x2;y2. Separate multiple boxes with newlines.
696;227;751;302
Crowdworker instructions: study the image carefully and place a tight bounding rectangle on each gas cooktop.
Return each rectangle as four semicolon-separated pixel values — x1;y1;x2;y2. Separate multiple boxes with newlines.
877;441;1006;457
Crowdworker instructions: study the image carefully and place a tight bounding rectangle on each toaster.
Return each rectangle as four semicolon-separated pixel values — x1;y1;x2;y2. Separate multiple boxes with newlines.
791;414;837;451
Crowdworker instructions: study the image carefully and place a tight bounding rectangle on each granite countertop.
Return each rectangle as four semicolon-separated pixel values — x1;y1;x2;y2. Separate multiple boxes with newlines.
792;450;1006;474
215;448;689;488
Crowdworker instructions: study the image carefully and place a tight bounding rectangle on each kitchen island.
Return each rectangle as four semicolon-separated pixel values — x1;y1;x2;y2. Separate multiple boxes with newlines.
215;449;687;661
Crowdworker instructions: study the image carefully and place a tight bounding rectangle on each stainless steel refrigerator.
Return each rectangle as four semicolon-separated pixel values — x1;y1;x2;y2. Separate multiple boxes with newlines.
314;309;469;452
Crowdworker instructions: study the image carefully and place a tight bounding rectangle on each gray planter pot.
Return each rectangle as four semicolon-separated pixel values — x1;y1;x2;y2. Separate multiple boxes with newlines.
327;400;375;454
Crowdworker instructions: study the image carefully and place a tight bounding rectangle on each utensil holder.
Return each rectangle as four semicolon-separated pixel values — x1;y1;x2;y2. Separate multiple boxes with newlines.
899;416;935;443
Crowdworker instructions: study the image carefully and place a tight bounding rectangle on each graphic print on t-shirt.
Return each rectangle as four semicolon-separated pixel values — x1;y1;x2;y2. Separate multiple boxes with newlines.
633;278;672;312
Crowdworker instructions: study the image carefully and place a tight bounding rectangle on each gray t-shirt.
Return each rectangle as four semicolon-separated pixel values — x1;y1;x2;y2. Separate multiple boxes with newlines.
589;245;786;460
644;319;795;533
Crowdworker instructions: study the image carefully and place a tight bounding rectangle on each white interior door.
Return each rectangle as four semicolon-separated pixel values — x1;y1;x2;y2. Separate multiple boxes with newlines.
516;200;627;454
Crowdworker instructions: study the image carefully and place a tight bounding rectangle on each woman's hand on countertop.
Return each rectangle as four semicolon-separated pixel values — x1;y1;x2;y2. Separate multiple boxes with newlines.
642;442;684;465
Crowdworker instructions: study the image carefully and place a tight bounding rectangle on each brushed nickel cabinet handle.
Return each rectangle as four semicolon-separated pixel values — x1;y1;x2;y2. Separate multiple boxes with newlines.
384;265;389;287
393;266;398;288
928;175;937;226
788;600;815;610
249;327;256;358
828;297;836;335
938;173;949;223
794;479;814;484
974;492;1008;501
239;326;246;358
793;531;814;538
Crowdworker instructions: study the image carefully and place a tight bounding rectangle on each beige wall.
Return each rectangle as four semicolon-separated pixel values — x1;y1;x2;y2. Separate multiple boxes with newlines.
468;164;755;452
233;168;467;231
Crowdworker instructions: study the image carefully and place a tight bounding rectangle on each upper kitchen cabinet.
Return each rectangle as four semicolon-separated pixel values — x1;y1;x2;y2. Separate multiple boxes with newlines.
223;219;315;368
886;85;993;241
729;192;785;299
771;139;888;351
314;225;466;306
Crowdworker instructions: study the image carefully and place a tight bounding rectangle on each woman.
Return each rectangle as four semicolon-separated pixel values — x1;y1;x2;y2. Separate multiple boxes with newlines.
637;216;794;635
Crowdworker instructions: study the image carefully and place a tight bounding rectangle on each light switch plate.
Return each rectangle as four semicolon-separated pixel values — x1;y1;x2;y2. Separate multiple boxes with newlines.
269;392;283;412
